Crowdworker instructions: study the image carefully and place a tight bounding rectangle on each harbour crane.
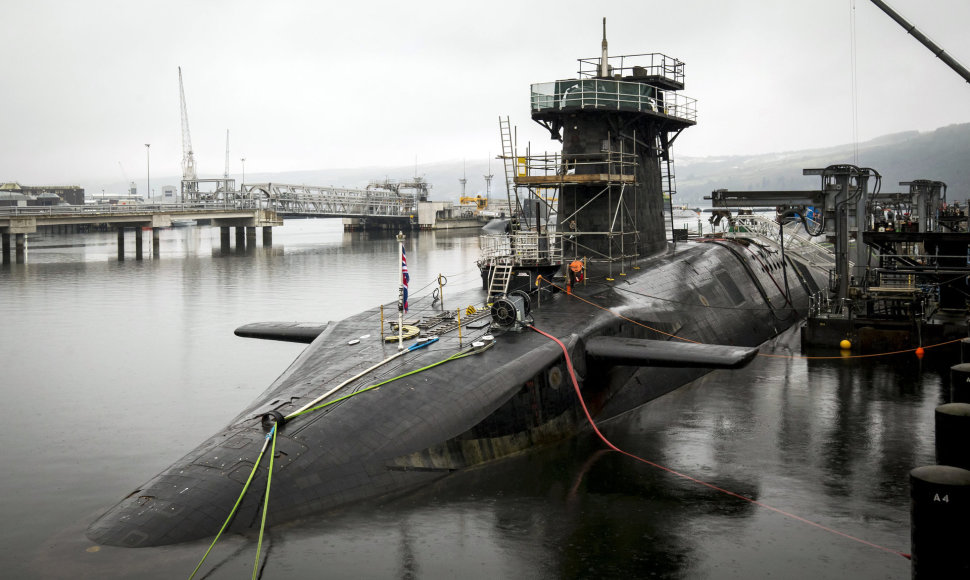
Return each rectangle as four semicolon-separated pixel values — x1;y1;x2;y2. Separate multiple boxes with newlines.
178;67;198;198
869;0;970;85
117;161;136;197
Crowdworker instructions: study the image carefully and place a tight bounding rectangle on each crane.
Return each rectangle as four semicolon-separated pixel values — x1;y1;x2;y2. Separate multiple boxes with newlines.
118;161;136;197
869;0;970;85
178;67;198;198
224;129;230;180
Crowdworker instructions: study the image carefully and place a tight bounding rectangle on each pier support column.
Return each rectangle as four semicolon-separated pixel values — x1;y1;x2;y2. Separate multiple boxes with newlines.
135;228;144;260
117;228;125;261
2;233;9;264
936;403;970;470
950;364;970;403
235;226;245;250
220;227;231;254
262;226;272;247
961;338;970;363
910;465;970;578
14;233;25;264
246;226;256;248
152;228;161;258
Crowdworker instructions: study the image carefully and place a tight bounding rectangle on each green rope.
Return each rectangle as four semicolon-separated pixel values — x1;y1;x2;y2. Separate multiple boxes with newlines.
188;340;493;579
252;424;277;579
286;341;494;420
187;424;275;580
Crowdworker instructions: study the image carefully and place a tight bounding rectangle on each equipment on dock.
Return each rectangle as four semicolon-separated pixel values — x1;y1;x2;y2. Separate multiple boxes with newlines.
709;166;970;352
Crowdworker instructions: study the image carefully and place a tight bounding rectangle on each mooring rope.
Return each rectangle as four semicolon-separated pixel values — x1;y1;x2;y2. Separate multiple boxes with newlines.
188;424;277;580
528;324;911;561
252;423;277;580
188;338;494;578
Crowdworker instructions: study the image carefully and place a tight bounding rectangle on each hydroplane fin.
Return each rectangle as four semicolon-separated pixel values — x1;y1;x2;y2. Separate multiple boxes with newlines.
234;321;329;344
585;336;758;369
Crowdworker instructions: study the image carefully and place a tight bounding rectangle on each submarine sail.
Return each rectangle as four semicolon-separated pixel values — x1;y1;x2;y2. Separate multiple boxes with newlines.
87;22;829;549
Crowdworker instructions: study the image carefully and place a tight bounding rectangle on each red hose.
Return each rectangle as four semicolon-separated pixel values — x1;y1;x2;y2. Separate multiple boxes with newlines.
527;324;910;561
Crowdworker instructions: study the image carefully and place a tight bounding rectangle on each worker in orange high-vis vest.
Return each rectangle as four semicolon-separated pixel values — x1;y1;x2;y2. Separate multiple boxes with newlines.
567;259;584;294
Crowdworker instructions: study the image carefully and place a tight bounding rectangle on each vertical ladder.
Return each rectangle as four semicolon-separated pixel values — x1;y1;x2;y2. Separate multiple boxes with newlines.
487;258;514;298
659;137;677;201
658;134;678;240
498;116;521;226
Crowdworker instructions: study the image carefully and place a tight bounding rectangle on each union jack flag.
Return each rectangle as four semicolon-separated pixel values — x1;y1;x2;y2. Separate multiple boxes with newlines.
401;245;409;313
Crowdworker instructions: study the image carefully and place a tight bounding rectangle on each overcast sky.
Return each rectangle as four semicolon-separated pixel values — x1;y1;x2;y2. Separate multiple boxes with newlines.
2;0;968;190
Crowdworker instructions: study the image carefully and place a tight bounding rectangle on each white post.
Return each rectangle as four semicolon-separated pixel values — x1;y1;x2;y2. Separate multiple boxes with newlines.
396;230;405;350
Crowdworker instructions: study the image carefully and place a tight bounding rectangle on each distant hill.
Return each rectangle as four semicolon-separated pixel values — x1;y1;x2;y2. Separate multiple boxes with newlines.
86;123;970;204
674;123;970;204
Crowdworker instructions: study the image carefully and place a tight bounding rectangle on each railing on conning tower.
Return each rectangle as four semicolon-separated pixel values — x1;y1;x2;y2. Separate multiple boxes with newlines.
578;53;685;86
530;52;696;124
530;80;696;124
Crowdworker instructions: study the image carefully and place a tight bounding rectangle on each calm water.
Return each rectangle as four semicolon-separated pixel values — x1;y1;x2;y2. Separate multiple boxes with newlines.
0;219;944;578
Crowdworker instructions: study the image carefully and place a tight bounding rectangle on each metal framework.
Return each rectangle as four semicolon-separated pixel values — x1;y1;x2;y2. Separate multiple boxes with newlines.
242;183;417;218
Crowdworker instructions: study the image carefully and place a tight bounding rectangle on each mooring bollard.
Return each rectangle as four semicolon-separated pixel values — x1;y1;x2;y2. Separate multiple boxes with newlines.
961;338;970;364
910;465;970;578
936;403;970;470
948;363;970;403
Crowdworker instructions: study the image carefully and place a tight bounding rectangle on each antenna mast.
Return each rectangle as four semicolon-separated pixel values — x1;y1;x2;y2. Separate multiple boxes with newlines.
599;17;610;77
459;159;467;197
484;155;493;206
224;129;230;180
178;67;198;182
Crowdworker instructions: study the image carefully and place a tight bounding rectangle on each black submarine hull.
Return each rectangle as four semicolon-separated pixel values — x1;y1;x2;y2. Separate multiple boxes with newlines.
86;238;827;547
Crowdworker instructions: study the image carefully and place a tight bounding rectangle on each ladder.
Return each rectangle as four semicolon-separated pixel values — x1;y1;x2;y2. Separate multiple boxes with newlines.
659;136;677;200
499;116;517;197
487;258;514;298
659;134;678;240
498;116;521;227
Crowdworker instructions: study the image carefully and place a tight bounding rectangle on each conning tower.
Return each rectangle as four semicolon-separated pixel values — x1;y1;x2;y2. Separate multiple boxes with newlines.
530;19;697;261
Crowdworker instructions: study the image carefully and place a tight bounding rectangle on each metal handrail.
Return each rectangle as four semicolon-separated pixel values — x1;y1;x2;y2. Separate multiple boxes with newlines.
480;231;564;265
509;151;639;180
577;52;685;85
530;79;696;123
727;214;838;267
0;201;260;217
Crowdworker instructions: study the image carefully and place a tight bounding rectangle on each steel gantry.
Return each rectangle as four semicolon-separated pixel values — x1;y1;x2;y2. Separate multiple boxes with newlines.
241;183;419;219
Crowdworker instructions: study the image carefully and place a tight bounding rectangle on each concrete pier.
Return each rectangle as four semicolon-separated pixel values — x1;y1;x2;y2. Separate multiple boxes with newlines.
2;206;282;263
246;226;256;249
220;227;231;254
134;228;144;260
14;233;25;264
263;226;273;246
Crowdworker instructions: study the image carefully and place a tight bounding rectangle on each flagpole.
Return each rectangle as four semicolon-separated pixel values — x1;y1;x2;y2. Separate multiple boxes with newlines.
396;230;405;350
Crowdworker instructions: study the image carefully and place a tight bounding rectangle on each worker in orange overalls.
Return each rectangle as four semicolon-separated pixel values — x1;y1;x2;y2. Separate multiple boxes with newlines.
567;259;584;294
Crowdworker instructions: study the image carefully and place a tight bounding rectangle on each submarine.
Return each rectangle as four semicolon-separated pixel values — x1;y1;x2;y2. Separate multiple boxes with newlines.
87;22;831;548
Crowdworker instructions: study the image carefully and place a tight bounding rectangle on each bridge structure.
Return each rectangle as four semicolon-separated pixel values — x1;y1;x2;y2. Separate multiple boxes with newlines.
239;178;427;230
0;201;282;263
1;177;431;263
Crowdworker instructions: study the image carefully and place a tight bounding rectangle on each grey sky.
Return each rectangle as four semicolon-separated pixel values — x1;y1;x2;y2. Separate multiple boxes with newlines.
2;0;968;190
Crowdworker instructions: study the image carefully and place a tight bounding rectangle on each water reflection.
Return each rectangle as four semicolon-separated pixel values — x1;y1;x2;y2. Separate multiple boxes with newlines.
0;220;935;578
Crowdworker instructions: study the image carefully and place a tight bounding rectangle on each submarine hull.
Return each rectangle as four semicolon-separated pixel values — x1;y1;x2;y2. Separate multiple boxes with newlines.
87;239;826;547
